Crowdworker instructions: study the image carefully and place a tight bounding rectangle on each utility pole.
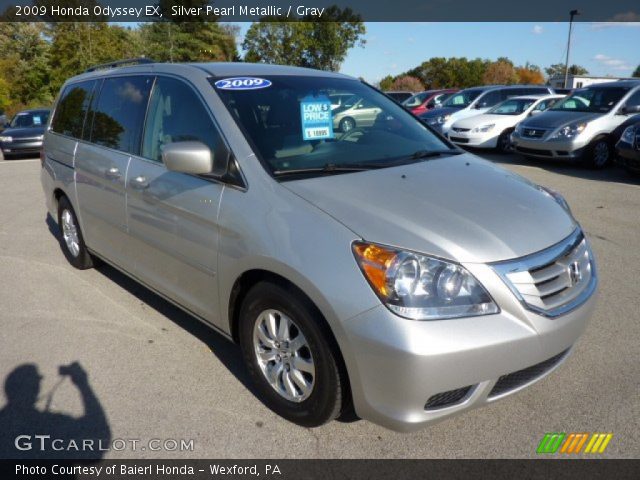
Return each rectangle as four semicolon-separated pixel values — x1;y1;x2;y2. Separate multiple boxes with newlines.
563;9;580;89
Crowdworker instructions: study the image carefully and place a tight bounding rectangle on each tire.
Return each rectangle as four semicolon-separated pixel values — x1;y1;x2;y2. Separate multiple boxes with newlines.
583;137;612;169
496;129;514;153
57;196;96;270
238;282;344;427
339;117;355;133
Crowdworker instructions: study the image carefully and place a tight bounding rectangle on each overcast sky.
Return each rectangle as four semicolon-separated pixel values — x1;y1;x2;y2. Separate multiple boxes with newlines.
232;22;640;83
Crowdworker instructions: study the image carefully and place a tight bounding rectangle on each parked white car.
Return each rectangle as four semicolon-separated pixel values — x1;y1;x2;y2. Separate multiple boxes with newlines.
448;95;565;151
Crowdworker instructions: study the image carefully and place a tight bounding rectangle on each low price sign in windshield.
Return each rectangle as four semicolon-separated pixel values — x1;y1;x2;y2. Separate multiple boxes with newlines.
300;96;334;140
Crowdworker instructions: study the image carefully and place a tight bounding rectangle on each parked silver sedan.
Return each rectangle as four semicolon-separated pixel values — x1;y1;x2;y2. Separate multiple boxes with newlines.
41;61;597;432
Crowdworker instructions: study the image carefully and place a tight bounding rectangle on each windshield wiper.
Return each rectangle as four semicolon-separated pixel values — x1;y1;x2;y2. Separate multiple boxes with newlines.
273;163;387;177
410;149;463;160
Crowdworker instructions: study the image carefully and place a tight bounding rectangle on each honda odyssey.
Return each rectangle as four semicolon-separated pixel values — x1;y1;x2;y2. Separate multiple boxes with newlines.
41;60;597;432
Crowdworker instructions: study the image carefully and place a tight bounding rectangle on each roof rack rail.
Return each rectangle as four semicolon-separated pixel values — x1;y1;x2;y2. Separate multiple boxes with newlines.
85;58;155;73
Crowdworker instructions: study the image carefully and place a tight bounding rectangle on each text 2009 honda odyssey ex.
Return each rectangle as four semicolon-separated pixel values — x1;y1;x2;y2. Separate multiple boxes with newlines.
41;61;597;432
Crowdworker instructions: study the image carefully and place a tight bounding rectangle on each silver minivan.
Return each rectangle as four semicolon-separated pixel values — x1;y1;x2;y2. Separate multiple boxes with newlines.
41;61;597;432
511;80;640;168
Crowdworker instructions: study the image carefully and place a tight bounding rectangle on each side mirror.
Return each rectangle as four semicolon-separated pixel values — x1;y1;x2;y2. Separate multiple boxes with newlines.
530;110;542;116
621;105;640;115
162;141;213;175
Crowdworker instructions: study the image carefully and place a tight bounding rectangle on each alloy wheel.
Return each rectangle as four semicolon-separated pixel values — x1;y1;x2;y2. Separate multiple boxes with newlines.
252;309;315;402
61;209;80;258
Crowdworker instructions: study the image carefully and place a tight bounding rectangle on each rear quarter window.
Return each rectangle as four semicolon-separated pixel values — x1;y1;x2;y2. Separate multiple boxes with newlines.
51;81;96;138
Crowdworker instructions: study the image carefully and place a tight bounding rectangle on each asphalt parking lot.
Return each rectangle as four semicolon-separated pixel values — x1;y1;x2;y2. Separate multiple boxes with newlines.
0;153;638;459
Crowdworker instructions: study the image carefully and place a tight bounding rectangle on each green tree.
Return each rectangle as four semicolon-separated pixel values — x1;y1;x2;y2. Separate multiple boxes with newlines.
632;65;640;78
243;7;365;71
544;63;589;78
0;22;51;109
378;75;394;91
407;57;488;89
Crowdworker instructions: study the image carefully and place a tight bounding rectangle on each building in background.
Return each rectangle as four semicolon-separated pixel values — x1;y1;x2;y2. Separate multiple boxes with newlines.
548;75;635;90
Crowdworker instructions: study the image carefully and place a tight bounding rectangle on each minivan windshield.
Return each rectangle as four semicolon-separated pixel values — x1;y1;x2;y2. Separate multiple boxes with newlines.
441;89;484;108
213;76;454;177
551;87;630;113
10;111;49;128
402;91;430;107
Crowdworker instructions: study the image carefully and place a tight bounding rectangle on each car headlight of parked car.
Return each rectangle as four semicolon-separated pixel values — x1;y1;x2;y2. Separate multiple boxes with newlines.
352;241;499;320
550;122;587;140
620;125;635;144
35;134;44;141
472;124;495;133
0;136;12;143
427;114;450;126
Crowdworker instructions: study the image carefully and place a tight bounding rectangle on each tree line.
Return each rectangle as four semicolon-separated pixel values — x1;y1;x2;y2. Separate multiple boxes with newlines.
378;58;598;92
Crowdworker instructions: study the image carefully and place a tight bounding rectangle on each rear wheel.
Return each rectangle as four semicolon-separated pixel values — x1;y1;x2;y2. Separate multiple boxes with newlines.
584;137;612;169
238;282;344;427
57;196;96;270
339;117;355;133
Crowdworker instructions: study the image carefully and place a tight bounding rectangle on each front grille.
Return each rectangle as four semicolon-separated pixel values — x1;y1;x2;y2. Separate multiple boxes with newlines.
516;146;552;156
424;385;473;410
452;127;471;133
492;230;596;317
12;137;41;144
521;127;546;138
450;136;469;144
489;349;569;398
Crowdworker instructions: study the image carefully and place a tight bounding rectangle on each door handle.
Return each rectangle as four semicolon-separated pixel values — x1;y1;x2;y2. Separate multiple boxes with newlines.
104;166;121;179
130;175;149;190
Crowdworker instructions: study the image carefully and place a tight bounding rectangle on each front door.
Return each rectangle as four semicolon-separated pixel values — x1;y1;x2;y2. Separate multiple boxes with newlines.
126;76;228;322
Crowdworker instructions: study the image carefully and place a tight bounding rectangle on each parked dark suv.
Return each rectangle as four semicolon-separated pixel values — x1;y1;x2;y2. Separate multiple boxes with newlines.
0;109;50;160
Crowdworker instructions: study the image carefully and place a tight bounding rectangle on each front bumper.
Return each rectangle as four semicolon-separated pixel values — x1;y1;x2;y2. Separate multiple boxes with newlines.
342;261;597;432
615;142;640;172
0;140;43;156
447;130;498;149
510;133;586;160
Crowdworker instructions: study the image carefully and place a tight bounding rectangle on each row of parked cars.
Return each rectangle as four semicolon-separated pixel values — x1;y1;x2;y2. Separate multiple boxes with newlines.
389;81;640;172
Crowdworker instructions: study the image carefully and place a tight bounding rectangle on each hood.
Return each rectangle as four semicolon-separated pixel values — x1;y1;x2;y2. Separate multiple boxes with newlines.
283;154;576;263
453;113;520;129
1;126;45;137
419;106;462;119
520;110;602;130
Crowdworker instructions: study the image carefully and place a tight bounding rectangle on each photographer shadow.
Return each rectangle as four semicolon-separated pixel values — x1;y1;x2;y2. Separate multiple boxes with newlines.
0;362;111;460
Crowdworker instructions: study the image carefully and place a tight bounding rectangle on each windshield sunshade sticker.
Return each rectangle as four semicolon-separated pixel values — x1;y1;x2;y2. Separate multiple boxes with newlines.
214;77;272;90
300;95;334;141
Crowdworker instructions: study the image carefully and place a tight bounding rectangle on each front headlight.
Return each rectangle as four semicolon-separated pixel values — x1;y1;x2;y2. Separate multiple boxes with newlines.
472;124;495;133
550;122;587;140
0;136;12;142
538;185;572;215
35;134;44;141
428;114;450;126
620;125;635;144
352;242;499;320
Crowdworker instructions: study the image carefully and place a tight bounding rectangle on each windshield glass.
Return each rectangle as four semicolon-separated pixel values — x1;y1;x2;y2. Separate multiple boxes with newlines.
551;87;629;113
402;92;429;107
488;98;537;115
10;111;49;128
442;89;484;108
213;76;452;177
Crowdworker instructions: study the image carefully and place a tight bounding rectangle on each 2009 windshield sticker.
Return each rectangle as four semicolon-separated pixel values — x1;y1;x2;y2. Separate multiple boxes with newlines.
214;77;271;90
300;95;334;141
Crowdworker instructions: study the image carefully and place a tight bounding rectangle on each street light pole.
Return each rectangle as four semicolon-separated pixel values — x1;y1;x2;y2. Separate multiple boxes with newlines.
564;9;580;89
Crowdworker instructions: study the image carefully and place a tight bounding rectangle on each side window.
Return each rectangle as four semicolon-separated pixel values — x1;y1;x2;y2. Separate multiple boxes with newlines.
478;91;501;108
89;76;153;155
142;76;228;174
51;81;95;138
625;90;640;108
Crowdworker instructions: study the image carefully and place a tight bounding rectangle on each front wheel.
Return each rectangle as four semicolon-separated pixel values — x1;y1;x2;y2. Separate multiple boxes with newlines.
584;137;612;169
339;117;355;133
496;129;514;153
238;282;344;427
